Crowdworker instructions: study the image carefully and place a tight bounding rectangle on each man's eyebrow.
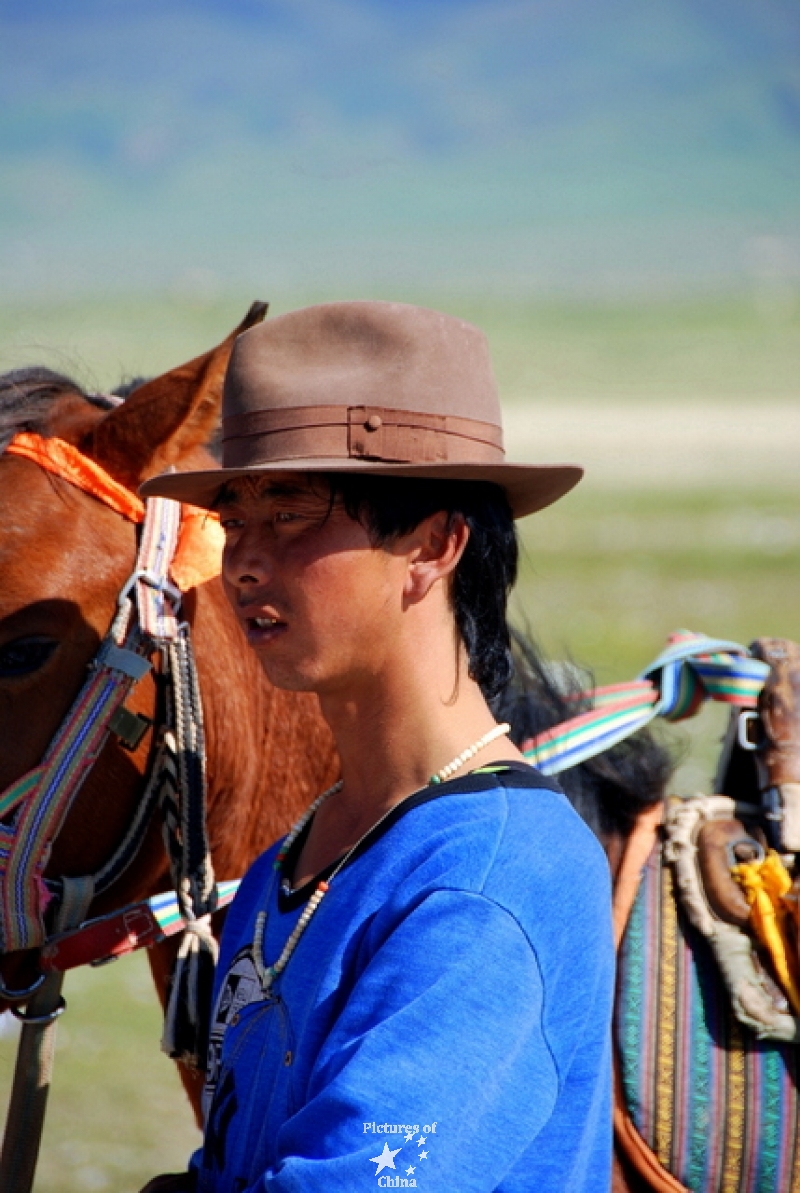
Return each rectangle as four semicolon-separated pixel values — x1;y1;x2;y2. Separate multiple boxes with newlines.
215;479;318;508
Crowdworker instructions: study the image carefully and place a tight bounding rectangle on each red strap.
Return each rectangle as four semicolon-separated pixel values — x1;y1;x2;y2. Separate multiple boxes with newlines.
39;904;163;972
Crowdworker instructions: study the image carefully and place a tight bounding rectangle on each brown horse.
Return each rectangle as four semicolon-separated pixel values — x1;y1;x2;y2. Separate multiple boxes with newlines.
0;305;339;1111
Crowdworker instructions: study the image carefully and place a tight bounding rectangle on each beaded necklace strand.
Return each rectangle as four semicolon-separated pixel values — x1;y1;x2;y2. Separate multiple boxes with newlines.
427;721;512;783
254;722;511;994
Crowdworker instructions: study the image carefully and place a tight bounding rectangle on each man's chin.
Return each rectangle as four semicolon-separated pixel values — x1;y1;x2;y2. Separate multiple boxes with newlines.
254;653;319;694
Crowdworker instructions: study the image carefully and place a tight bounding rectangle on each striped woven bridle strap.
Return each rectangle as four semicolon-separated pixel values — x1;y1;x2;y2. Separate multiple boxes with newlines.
0;435;187;953
522;630;771;774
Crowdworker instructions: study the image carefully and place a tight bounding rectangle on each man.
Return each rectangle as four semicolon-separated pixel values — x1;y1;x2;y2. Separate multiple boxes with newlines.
141;302;613;1192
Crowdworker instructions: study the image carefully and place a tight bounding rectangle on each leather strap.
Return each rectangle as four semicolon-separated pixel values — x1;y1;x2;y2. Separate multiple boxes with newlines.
222;403;504;466
40;903;163;972
612;802;663;947
38;881;241;974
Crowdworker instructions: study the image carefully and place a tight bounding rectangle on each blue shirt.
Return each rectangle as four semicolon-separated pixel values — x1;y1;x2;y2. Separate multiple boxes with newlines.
193;764;614;1192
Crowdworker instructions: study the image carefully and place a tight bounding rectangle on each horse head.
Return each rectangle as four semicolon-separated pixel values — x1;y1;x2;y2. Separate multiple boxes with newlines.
0;303;338;1013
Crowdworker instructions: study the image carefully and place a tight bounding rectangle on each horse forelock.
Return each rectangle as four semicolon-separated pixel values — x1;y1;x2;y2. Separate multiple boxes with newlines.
0;367;126;456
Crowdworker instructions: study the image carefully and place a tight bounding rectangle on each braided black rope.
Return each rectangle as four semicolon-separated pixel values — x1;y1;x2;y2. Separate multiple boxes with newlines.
170;628;217;920
158;626;219;1070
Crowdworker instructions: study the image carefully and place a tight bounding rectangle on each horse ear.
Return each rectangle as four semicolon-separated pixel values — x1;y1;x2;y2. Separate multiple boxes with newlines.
85;301;268;485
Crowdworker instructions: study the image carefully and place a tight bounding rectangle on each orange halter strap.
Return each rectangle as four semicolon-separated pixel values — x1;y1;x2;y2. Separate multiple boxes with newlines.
6;432;145;522
5;432;224;590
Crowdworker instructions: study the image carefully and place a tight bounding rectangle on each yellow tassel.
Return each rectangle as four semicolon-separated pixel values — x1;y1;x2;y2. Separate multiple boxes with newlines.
733;850;800;1016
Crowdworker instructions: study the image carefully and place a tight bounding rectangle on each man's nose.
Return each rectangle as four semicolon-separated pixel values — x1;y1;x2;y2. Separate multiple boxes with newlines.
222;530;273;589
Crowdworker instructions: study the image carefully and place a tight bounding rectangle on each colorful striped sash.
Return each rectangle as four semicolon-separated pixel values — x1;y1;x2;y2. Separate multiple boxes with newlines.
616;843;800;1193
523;630;771;775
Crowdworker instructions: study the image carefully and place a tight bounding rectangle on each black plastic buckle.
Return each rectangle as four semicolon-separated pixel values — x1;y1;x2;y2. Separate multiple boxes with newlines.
109;706;152;751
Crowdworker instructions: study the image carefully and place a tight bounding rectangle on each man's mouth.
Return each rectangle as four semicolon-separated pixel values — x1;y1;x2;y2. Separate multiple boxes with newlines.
243;613;287;646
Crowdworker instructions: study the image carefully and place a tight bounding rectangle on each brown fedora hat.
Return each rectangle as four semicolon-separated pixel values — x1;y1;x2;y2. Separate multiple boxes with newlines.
141;301;582;518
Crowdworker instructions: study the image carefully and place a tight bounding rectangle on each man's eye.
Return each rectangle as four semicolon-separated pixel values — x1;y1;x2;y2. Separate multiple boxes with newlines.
0;636;57;678
220;518;244;532
274;511;301;524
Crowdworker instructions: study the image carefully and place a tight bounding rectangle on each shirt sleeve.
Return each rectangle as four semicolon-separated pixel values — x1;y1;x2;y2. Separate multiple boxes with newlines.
233;887;608;1193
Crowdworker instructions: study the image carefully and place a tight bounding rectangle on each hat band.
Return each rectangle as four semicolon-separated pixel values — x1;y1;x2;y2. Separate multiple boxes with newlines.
222;405;505;468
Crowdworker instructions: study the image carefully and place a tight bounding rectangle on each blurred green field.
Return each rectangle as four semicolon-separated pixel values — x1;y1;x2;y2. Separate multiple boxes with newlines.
0;957;200;1192
1;292;798;401
0;292;797;1189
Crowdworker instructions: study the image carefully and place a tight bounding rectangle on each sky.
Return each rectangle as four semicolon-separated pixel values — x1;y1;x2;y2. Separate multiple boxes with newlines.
1;0;799;301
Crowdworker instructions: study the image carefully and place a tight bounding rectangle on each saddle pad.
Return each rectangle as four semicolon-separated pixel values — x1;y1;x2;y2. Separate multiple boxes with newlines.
616;843;800;1193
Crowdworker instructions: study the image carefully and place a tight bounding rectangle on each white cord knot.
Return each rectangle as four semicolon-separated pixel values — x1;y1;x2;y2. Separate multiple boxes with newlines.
161;913;219;1068
182;912;217;944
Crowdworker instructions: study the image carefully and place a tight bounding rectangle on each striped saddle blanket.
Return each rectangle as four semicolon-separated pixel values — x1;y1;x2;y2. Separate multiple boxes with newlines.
616;840;800;1193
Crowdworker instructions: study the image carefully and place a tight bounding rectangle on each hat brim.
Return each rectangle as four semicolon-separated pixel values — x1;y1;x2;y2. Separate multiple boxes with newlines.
140;458;582;519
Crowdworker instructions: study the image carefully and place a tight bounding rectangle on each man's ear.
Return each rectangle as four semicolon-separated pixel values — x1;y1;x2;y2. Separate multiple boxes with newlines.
83;301;267;487
405;512;469;603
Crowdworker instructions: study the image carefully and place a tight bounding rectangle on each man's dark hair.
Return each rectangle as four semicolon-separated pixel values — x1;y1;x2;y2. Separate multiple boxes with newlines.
324;474;518;704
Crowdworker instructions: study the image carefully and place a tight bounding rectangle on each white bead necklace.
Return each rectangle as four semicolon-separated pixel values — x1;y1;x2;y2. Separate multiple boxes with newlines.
254;722;511;993
427;721;512;784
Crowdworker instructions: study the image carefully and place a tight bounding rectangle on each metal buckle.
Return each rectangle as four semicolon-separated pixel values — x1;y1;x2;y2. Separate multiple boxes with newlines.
10;995;66;1024
0;972;46;1001
109;706;153;751
737;709;763;751
725;836;765;868
95;639;151;681
116;568;182;611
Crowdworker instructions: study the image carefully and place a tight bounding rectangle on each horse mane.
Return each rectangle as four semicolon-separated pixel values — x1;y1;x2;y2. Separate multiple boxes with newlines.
497;630;675;840
111;377;148;399
0;367;119;454
0;366;223;464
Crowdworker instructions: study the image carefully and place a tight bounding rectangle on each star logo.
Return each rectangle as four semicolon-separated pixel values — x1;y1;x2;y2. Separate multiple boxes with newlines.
404;1131;415;1143
405;1165;416;1175
419;1150;428;1160
416;1135;426;1146
370;1142;402;1175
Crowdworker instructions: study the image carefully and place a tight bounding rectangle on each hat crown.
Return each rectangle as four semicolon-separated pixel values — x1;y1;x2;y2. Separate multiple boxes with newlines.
139;299;583;519
224;301;502;433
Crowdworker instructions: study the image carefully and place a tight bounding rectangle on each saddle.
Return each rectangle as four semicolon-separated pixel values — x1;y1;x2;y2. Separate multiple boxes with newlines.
614;639;800;1193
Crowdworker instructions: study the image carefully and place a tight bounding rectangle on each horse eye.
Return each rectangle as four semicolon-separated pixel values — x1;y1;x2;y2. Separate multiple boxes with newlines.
0;636;58;678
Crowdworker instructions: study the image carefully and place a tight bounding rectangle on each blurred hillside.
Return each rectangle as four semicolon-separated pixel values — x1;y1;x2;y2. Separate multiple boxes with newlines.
1;0;799;301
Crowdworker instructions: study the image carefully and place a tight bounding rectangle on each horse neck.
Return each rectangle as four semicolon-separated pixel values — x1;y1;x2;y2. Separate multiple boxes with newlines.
190;578;339;880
